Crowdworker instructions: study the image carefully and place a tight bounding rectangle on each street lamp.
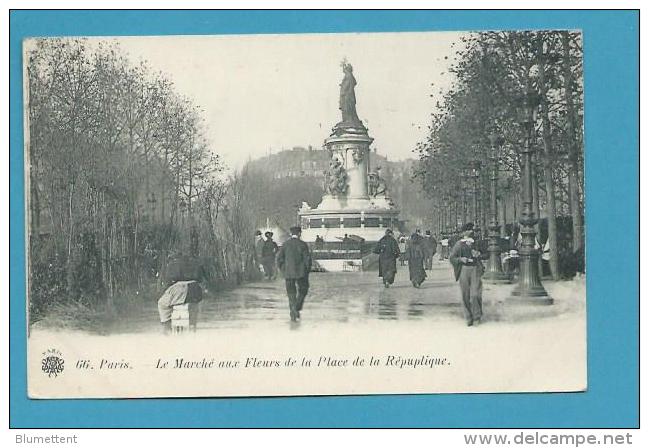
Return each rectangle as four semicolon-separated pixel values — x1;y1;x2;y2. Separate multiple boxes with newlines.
460;168;469;227
469;159;481;232
442;195;450;235
451;191;459;233
483;132;510;284
509;91;552;304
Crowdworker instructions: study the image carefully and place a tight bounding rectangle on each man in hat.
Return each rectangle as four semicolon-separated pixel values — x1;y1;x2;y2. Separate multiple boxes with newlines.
276;226;312;321
261;231;279;280
373;228;400;288
449;223;487;326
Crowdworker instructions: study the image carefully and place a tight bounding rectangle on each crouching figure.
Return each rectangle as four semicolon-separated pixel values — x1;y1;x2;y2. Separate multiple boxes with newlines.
158;253;206;334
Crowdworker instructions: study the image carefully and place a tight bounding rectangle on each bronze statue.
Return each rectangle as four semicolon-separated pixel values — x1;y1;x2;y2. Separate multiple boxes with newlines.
337;61;363;129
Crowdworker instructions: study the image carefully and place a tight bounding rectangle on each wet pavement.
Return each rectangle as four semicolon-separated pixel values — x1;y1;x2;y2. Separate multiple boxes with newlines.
200;260;463;329
106;257;584;334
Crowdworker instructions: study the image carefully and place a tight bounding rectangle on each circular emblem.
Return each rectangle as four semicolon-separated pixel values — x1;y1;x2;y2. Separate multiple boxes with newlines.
41;349;64;378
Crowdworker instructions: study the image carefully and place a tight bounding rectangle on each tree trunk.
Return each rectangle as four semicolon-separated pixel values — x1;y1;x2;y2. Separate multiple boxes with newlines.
100;193;109;304
500;196;507;237
481;175;488;235
531;156;544;275
66;181;75;300
29;164;41;238
561;31;584;252
538;34;560;280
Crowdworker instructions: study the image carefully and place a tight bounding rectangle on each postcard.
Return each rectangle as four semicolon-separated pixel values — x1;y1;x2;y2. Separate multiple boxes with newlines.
25;31;586;398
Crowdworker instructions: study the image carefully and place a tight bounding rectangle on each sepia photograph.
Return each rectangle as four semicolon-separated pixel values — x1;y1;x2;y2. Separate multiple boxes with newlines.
24;30;587;398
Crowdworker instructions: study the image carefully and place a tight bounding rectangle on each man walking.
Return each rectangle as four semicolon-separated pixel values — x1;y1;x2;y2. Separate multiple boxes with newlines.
276;226;312;322
261;231;279;280
374;228;400;288
449;223;487;326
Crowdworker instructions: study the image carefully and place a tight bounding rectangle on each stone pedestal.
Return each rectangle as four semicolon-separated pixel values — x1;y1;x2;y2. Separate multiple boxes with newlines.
324;131;373;198
299;127;400;271
302;64;401;271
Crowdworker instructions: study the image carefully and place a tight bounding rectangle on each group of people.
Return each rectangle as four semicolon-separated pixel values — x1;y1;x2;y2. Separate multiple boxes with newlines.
254;230;280;280
437;230;482;261
375;229;437;289
375;223;486;327
157;222;487;329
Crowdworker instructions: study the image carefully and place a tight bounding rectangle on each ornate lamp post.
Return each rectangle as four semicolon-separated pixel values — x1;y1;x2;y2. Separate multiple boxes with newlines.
451;191;459;233
469;160;481;228
445;194;453;234
509;92;552;304
440;196;448;234
461;168;469;227
483;132;510;284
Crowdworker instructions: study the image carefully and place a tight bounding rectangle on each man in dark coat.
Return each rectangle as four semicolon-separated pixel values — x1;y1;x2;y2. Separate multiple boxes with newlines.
276;226;312;321
374;228;400;288
423;230;436;270
404;233;427;288
261;231;279;280
449;223;488;326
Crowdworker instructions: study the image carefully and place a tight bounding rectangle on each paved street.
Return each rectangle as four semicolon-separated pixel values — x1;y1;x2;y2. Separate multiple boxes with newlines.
107;257;585;334
200;259;462;328
30;256;587;396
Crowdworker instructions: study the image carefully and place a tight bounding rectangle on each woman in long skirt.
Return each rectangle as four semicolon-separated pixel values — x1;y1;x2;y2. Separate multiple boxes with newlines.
404;233;427;288
374;229;400;288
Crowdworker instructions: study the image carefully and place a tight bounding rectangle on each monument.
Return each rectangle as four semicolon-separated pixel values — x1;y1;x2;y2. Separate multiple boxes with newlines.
299;61;400;271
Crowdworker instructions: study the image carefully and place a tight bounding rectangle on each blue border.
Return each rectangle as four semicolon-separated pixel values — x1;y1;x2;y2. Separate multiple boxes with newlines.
9;10;639;428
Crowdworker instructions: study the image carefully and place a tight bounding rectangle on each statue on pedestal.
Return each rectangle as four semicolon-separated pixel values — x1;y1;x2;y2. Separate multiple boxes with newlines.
334;60;366;132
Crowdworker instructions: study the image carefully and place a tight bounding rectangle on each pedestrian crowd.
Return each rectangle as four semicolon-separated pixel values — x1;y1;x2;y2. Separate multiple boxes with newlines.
155;222;531;329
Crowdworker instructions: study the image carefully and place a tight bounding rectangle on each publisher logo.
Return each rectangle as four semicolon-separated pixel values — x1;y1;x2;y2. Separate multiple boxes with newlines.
41;349;64;378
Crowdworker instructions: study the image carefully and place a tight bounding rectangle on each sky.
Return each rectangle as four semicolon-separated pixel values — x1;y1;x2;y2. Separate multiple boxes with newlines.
113;31;465;171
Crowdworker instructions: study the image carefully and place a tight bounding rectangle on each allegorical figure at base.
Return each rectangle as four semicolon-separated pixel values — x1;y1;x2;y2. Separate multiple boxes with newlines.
276;226;312;322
